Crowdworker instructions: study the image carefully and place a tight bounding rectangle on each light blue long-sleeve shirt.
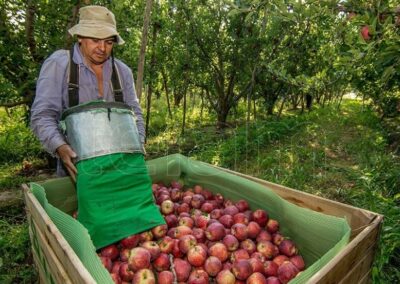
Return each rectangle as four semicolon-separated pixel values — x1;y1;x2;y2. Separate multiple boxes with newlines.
31;43;145;175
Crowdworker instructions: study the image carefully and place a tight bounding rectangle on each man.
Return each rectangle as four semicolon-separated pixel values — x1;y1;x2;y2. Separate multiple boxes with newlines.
31;5;145;181
31;5;164;249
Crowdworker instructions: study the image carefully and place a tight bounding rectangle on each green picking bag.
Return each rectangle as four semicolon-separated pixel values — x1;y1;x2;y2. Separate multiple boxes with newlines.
76;153;165;249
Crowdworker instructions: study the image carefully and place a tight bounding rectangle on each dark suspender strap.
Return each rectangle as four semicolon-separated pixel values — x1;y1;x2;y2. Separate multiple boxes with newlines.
111;56;124;103
68;47;79;107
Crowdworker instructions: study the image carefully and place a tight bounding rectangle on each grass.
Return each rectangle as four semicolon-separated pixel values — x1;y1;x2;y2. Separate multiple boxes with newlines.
0;99;399;283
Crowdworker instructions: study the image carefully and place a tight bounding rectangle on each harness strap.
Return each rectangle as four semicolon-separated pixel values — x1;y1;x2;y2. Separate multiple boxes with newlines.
68;47;124;107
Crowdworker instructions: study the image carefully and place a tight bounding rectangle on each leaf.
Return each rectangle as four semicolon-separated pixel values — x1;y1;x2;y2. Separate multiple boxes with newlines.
381;66;395;83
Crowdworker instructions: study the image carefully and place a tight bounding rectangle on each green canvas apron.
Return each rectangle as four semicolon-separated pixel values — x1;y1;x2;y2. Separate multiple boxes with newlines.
60;101;165;249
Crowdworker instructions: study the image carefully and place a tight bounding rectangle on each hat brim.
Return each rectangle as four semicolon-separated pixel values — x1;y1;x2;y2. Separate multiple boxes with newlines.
68;24;125;45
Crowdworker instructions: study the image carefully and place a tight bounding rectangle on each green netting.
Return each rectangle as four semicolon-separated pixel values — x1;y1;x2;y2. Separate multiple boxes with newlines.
29;154;350;283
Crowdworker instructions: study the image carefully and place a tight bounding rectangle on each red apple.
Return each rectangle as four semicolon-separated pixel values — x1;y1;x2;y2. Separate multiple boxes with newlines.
251;209;269;227
273;255;289;266
231;223;248;241
191;194;205;209
246;272;267;284
208;242;229;262
100;244;119;261
272;232;284;246
153;253;170;272
120;248;130;262
219;214;234;228
128;247;151;271
223;205;239;216
231;248;250;262
210;209;223;219
99;256;112;272
290;255;305;271
201;202;214;213
151;224;168;239
232;259;253;281
187;245;207;267
182;195;193;205
361;25;370;40
257;240;278;259
132;268;155;284
279;240;297;257
205;222;226;241
235;199;249;212
172;225;193;239
266;219;279;234
178;234;198;254
111;260;122;274
247;221;261;239
140;241;160;260
139;230;153;242
119;262;135;282
158;236;174;254
256;230;272;242
158;271;174;284
172;239;184;258
173;258;191;282
120;234;140;249
170;188;182;202
171;180;183;189
195;215;210;229
249;258;264;274
110;272;121;284
176;202;190;214
157;194;170;205
266;276;281;284
202;189;213;200
241;239;256;254
164;214;178;228
214;193;224;205
277;261;299;284
179;216;194;228
234;213;249;225
204;256;222;277
223;234;240;251
192;227;206;243
264;260;279;277
216;269;236;284
251;252;265;262
160;200;175;215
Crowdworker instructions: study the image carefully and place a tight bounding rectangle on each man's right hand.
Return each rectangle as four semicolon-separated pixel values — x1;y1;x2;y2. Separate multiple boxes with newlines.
56;144;78;182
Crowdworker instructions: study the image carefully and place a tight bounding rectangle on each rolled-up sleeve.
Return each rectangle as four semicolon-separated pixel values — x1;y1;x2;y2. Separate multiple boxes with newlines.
119;63;146;144
30;52;68;155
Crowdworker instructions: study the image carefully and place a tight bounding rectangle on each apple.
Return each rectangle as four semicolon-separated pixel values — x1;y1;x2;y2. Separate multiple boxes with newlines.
201;202;214;213
208;242;229;262
247;221;261;239
172;225;193;239
100;244;119;261
170;188;182;202
164;214;178;228
132;268;155;284
249;258;264;274
151;224;168;239
140;241;160;260
119;262;135;282
178;234;198;254
99;256;112;272
153;253;170;272
205;222;226;241
246;272;267;284
192;227;206;243
214;193;224;205
195;215;210;229
139;230;153;242
171;180;183;189
160;200;174;215
173;258;191;282
187;245;207;267
158;236;175;254
176;202;190;214
277;261;299;284
110;272;121;284
264;260;279;277
272;232;284;246
279;240;297;257
361;25;370;40
156;194;170;205
201;189;213;200
290;255;305;271
179;216;195;228
120;234;140;249
204;256;222;277
266;219;279;234
273;255;289;266
128;247;151;271
234;213;249;225
219;214;234;228
231;248;250;262
223;205;239;216
210;209;223;219
216;269;236;284
111;260;122;274
188;269;209;284
251;252;265;262
241;239;256;254
256;230;272;242
251;209;269;227
257;240;278;259
265;276;280;284
235;199;249;212
191;194;205;209
231;223;248;241
232;259;253;281
172;239;184;258
223;234;239;251
158;271;174;284
120;248;130;262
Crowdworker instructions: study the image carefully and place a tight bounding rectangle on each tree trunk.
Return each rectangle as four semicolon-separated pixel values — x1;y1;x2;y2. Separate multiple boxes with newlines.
64;3;81;49
181;85;187;136
145;84;152;140
136;0;153;101
161;67;172;118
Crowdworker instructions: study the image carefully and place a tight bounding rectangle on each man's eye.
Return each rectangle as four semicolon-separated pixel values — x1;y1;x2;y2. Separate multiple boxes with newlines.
106;40;114;45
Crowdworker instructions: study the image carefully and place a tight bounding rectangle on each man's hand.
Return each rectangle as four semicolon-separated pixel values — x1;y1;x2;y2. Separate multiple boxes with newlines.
56;144;78;182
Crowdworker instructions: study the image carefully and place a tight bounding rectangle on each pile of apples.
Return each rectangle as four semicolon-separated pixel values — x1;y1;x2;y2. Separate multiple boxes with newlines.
97;181;306;284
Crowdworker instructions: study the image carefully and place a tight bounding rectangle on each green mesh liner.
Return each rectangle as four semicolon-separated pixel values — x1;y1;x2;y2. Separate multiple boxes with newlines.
29;154;350;283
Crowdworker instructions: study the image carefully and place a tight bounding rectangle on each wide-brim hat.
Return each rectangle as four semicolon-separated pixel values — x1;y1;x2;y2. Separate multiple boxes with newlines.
68;5;125;45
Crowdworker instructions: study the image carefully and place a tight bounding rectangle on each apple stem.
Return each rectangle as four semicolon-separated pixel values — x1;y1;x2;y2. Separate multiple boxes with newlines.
168;254;178;284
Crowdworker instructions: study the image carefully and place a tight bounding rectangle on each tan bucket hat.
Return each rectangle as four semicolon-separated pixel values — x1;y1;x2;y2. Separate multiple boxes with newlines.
68;5;124;45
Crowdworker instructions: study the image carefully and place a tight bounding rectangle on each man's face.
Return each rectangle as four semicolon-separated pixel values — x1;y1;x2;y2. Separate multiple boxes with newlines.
79;37;115;65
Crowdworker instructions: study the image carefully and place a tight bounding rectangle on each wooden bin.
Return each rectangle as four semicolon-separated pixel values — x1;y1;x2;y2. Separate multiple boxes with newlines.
22;166;383;284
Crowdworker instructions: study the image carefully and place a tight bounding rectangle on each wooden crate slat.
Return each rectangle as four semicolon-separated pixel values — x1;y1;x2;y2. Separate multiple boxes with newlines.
32;247;51;284
23;185;96;284
339;244;375;284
